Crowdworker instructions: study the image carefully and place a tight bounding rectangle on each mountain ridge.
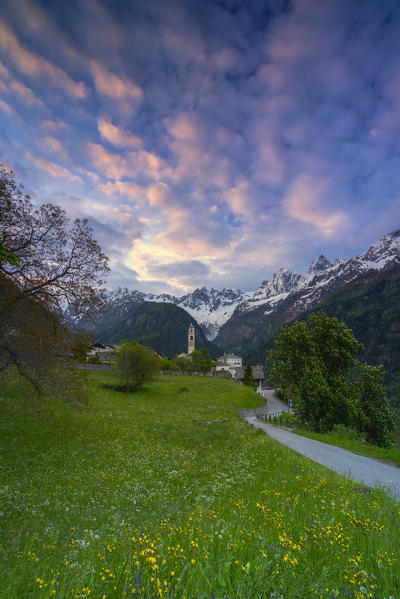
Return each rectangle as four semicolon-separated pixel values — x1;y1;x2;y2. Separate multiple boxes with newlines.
96;301;221;360
215;231;400;348
66;231;400;347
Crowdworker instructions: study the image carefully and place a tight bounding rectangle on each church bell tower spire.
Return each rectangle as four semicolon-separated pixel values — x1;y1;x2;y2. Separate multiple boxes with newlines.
188;323;195;354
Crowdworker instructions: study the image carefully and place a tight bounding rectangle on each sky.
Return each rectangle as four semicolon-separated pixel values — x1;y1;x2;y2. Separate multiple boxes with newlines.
1;0;400;295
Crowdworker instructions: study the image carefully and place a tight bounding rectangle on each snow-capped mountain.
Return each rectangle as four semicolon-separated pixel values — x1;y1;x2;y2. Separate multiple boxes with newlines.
289;231;400;316
65;285;251;340
308;255;333;274
68;230;400;343
175;287;252;339
235;268;303;315
215;230;400;347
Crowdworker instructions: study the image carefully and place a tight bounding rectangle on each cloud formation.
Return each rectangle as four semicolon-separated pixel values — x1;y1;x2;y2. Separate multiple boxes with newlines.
1;0;400;293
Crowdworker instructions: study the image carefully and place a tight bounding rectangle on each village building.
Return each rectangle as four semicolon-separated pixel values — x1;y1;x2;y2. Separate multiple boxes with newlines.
214;352;242;377
87;342;116;363
178;324;196;358
232;365;264;391
218;353;242;368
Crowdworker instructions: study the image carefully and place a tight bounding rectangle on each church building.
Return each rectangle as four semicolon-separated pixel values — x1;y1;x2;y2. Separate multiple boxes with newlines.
178;323;196;358
188;323;195;354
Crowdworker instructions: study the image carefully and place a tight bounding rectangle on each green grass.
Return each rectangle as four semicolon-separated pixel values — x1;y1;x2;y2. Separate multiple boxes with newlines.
0;370;400;598
294;426;400;468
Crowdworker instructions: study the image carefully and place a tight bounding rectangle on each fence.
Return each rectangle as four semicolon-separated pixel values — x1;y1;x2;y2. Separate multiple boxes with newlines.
256;412;297;430
237;403;269;417
73;365;230;377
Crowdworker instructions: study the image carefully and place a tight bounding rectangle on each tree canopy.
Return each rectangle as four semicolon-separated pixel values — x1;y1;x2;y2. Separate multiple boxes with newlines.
0;167;109;320
190;348;213;371
116;341;160;391
267;311;397;446
243;362;254;387
0;167;109;403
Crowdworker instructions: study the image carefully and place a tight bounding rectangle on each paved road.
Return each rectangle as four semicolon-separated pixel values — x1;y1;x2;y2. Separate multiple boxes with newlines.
261;389;291;414
246;415;400;500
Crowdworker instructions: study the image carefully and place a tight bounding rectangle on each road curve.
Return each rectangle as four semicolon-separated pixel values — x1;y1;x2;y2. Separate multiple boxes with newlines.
246;415;400;501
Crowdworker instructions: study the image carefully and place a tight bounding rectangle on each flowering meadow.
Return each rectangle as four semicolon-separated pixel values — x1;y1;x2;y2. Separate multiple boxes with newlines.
0;371;399;599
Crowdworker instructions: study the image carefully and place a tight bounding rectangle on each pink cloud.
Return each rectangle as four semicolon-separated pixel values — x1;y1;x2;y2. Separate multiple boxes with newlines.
0;98;16;116
89;60;143;102
0;60;10;79
9;79;44;106
97;180;145;202
167;112;233;187
98;119;143;149
87;142;128;179
224;180;255;217
0;22;88;98
283;174;348;236
26;150;82;184
88;142;171;181
42;136;69;159
41;118;68;130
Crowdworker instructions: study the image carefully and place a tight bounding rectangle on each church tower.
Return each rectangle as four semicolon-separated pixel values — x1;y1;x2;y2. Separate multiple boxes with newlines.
188;323;195;354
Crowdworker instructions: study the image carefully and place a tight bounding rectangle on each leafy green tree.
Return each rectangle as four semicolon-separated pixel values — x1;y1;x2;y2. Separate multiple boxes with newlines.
0;241;20;265
116;341;160;391
191;347;213;371
0;167;109;401
243;361;254;387
267;311;362;432
354;362;397;447
0;166;109;319
172;355;193;371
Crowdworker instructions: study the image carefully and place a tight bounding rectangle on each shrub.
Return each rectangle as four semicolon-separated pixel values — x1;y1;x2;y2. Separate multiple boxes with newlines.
116;341;160;391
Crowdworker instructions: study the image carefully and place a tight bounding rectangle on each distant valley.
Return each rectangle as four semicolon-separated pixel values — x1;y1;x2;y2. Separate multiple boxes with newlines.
67;230;400;405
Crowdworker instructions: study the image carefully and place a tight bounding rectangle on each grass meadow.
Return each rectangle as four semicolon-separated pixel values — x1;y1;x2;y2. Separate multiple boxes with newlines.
0;370;400;599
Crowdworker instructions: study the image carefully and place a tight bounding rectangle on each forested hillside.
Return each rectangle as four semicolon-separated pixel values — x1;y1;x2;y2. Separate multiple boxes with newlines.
97;301;221;359
246;265;400;410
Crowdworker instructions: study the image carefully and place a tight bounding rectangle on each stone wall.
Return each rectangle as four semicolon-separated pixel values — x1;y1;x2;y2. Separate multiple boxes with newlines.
74;363;115;371
159;370;231;378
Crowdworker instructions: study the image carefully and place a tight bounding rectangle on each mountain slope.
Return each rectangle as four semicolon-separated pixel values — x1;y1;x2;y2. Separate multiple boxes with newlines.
96;301;221;359
245;263;400;410
215;231;400;350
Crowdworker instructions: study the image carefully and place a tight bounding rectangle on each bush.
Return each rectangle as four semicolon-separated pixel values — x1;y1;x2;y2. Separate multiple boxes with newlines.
87;355;101;364
331;424;367;444
116;341;160;391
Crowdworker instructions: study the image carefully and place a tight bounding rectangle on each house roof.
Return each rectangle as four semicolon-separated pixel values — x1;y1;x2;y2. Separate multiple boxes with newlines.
235;365;264;380
218;353;241;362
90;343;115;350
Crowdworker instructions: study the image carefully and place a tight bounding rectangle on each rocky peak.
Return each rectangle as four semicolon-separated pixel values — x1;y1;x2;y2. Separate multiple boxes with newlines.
358;233;400;265
308;255;332;274
255;268;302;299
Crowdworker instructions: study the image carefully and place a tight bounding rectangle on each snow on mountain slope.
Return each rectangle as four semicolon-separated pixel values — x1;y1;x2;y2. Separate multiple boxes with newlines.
214;231;400;348
289;231;400;315
70;230;400;341
236;268;303;314
175;287;253;339
91;286;251;340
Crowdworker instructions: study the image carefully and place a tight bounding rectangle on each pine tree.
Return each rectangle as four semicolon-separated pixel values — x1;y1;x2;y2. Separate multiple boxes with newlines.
243;361;254;387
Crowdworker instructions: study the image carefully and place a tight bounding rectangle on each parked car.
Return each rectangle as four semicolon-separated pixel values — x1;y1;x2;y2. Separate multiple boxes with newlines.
263;386;273;390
